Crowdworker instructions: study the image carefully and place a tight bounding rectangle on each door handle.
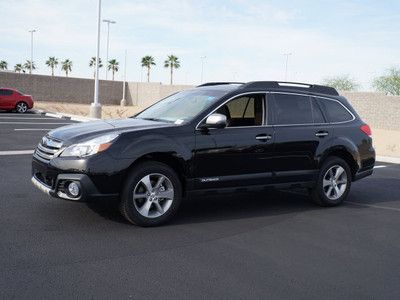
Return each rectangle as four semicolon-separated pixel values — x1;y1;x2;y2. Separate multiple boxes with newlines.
315;131;329;137
256;134;272;141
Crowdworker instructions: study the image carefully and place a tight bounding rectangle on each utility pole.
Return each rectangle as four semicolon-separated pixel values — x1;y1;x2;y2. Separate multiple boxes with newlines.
283;52;292;81
90;0;102;119
200;56;206;83
102;19;116;80
28;29;37;74
120;50;127;106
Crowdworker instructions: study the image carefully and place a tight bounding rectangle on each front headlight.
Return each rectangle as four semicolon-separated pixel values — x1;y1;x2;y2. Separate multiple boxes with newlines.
60;133;119;157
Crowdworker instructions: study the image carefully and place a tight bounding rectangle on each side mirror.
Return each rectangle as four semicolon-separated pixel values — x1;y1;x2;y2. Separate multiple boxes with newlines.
203;113;227;129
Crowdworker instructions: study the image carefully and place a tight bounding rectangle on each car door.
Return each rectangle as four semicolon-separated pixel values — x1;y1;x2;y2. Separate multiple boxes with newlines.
0;89;14;109
194;92;275;189
270;92;333;183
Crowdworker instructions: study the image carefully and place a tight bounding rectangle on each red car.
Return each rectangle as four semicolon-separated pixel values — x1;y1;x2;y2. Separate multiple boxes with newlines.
0;88;34;113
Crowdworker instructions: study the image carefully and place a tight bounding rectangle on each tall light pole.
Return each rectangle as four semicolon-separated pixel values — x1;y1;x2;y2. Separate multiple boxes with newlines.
28;29;37;74
200;56;206;83
283;52;292;81
90;0;102;119
102;19;116;80
120;50;127;107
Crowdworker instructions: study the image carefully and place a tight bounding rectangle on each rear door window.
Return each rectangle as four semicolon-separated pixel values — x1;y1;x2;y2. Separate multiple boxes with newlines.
318;99;353;123
273;93;313;125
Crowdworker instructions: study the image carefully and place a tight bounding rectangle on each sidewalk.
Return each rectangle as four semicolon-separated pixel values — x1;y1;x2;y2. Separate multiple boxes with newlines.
33;101;143;119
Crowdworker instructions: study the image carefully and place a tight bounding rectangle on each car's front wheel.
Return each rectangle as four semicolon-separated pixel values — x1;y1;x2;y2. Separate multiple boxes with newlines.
310;156;352;206
15;102;28;113
120;161;182;226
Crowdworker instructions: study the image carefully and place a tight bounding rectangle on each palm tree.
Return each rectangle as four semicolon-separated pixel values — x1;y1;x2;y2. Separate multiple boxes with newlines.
61;59;72;77
89;57;103;78
0;60;8;70
141;56;156;82
14;64;23;73
45;57;59;76
23;60;36;74
164;55;181;85
107;59;119;80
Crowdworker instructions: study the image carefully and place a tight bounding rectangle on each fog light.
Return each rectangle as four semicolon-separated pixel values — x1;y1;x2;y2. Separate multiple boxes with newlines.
67;182;80;197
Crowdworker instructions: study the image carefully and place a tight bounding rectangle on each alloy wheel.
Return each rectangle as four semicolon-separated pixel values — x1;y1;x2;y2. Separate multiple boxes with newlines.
133;173;174;218
16;102;27;113
323;165;348;200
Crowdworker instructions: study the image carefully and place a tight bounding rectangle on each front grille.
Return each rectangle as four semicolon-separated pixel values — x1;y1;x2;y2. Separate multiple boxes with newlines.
33;136;63;163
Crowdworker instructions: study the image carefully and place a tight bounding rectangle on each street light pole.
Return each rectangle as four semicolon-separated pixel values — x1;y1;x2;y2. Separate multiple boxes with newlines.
283;52;292;81
120;49;127;106
102;19;116;80
90;0;102;119
28;29;37;74
200;56;206;83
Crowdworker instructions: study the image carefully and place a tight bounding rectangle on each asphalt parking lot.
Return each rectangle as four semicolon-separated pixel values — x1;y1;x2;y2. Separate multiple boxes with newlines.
1;112;400;299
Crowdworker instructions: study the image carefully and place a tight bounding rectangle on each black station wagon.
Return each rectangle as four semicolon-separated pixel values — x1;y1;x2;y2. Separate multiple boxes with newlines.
32;81;375;226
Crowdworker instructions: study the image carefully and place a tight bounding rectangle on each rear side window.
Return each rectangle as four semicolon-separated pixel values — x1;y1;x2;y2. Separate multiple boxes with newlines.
0;89;13;96
311;98;326;123
273;93;313;125
318;99;353;123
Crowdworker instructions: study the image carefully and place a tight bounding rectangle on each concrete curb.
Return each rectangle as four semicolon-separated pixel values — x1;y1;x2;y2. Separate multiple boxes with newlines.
376;156;400;164
32;109;97;122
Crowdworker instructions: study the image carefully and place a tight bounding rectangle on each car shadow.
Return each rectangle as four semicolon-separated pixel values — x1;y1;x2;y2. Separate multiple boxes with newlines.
85;188;318;226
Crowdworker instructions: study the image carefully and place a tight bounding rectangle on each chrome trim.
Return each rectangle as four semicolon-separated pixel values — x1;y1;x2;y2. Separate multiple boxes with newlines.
31;176;52;195
315;132;329;137
256;135;272;140
37;143;59;154
33;152;51;164
195;90;356;130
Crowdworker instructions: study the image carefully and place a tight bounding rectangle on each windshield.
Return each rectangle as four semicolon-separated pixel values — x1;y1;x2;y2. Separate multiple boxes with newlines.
135;89;229;124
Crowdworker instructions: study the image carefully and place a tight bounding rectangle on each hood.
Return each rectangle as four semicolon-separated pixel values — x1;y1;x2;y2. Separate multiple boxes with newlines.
48;118;172;144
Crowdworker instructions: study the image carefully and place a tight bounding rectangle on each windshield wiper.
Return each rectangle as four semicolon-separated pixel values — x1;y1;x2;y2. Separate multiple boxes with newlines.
139;117;172;123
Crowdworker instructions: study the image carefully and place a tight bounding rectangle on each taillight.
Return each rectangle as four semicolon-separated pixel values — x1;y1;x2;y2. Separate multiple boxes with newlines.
360;124;372;136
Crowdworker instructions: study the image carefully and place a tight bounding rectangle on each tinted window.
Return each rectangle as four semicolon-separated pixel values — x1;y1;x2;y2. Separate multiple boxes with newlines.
311;98;326;123
318;99;353;123
273;94;313;125
215;94;264;127
0;89;13;96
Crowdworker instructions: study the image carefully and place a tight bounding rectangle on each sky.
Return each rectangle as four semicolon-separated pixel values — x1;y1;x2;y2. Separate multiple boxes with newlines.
1;0;399;89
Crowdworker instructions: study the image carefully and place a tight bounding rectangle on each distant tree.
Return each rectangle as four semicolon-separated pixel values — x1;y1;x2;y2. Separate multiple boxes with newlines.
107;59;119;80
0;60;8;70
164;55;180;85
14;63;23;73
373;67;400;96
61;59;72;77
89;57;103;78
45;57;59;76
322;75;358;91
23;60;36;74
141;56;156;82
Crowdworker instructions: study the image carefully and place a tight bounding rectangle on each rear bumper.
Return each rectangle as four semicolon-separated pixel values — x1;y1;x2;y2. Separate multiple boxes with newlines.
353;168;374;181
31;173;119;201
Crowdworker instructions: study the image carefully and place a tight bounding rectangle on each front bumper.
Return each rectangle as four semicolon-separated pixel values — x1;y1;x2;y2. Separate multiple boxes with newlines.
31;173;118;201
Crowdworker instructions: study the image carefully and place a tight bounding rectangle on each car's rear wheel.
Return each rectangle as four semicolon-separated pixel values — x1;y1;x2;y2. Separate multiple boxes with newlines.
15;102;28;113
310;156;351;206
120;161;182;226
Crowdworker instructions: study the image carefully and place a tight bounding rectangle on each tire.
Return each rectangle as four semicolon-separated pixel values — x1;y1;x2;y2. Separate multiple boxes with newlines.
119;161;182;226
310;156;352;206
15;102;28;114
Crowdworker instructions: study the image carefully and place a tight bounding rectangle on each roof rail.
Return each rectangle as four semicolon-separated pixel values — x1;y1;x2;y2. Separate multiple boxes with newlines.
197;82;244;87
242;81;339;96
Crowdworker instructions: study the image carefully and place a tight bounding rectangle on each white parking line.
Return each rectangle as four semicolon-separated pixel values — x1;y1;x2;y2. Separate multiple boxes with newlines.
14;129;51;131
0;117;58;120
0;122;72;125
0;150;34;156
346;201;400;212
